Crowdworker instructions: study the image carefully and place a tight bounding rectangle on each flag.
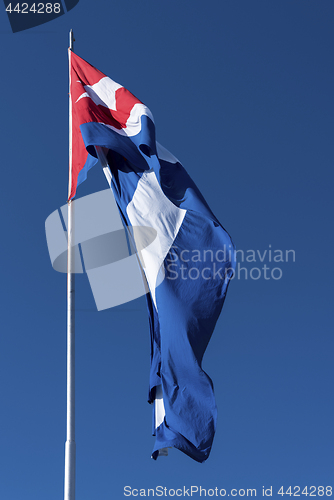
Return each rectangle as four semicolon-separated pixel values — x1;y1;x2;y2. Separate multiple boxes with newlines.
69;50;236;462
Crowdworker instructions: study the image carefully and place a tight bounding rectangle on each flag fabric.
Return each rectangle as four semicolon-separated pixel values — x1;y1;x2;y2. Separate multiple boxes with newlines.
69;50;236;462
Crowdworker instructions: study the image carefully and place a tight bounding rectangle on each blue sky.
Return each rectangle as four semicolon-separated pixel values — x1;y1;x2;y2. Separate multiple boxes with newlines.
0;1;333;499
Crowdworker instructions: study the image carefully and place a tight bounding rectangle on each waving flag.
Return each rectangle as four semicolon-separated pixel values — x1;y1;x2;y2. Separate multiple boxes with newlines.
69;50;236;462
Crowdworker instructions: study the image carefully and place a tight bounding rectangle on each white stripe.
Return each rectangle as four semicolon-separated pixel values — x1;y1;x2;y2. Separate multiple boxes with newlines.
76;77;122;109
126;170;186;310
103;102;153;137
154;385;170;457
155;385;165;428
77;77;154;137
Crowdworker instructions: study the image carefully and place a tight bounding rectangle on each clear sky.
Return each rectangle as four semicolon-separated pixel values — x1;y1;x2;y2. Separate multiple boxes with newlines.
0;1;333;499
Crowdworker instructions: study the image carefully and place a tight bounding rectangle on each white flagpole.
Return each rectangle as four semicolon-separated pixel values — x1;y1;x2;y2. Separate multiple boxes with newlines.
64;29;76;500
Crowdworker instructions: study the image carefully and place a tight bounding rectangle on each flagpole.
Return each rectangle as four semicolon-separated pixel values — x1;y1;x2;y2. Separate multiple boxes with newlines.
64;28;76;500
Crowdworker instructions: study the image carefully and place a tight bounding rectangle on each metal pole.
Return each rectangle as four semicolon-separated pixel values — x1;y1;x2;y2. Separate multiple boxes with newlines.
64;28;76;500
95;146;109;168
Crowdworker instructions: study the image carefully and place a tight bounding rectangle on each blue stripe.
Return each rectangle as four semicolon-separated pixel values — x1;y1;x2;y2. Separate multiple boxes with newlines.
150;210;235;462
77;152;98;190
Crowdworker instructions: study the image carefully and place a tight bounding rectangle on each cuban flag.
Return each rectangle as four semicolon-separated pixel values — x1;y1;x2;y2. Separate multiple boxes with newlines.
70;50;236;462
